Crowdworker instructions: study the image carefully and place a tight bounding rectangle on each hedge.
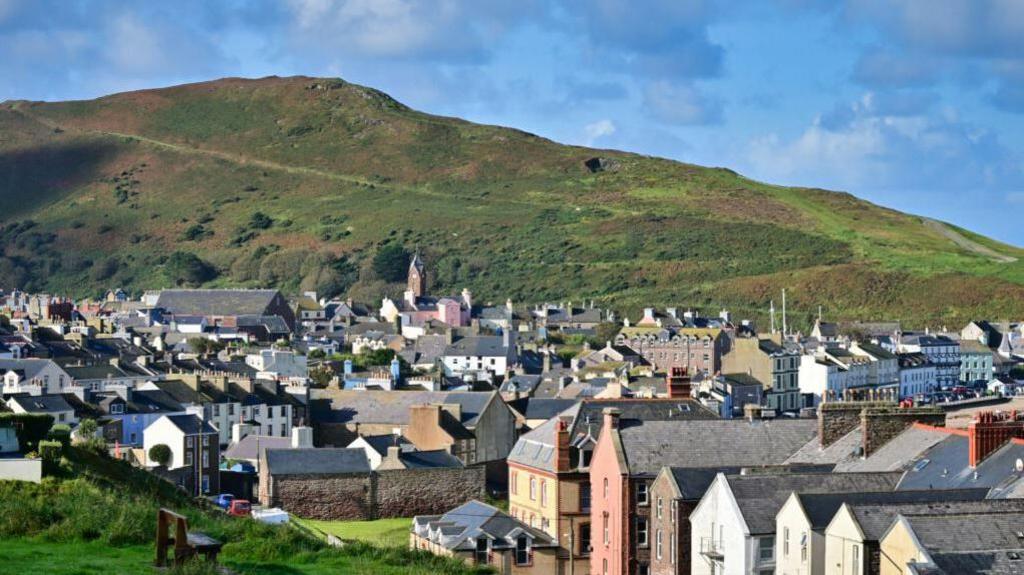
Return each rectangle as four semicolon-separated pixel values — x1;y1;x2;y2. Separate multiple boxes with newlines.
0;413;55;453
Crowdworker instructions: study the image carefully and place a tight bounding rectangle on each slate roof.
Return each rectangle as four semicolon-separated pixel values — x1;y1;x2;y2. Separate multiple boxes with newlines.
785;423;955;473
0;358;61;381
725;471;901;534
855;342;897;360
500;374;542;394
356;434;415;456
398;449;464;469
507;399;718;472
796;488;990;530
508;398;577;421
164;414;218;435
443;336;509;358
619;418;818;475
667;466;743;500
156;289;283;317
264;447;371;475
898;512;1024;564
898;436;1024;492
847;499;1024;541
223;435;293;461
309;389;496;428
8;394;74;413
412;500;556;551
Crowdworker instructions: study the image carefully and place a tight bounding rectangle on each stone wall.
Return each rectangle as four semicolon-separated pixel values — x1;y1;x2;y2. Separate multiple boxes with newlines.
861;407;945;456
268;473;373;520
375;466;486;518
818;403;868;447
266;466;485;520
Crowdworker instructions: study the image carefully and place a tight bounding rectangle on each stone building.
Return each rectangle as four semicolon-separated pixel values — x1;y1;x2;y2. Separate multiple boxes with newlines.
258;446;486;520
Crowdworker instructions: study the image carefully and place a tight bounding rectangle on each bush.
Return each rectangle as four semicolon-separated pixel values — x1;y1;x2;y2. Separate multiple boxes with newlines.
49;424;72;448
39;440;63;474
165;251;217;286
0;413;54;452
372;244;410;282
148;444;172;467
249;211;274;230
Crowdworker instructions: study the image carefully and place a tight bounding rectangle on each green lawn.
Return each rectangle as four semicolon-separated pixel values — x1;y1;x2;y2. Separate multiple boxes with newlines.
293;517;413;547
3;539;153;575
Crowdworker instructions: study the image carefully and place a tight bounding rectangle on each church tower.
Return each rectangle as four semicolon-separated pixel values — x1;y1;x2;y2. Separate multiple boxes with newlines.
408;253;426;298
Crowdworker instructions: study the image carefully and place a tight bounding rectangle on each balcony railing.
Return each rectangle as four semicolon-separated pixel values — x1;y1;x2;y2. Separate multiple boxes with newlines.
699;537;724;561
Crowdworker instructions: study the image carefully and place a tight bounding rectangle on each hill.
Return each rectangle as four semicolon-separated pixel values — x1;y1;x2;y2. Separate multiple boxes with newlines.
1;75;1022;328
0;445;487;575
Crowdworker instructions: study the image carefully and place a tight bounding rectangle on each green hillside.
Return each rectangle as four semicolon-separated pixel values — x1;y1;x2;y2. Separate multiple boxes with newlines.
0;446;486;574
1;75;1022;328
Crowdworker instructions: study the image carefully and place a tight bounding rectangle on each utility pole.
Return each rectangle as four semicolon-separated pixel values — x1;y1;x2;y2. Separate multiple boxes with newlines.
770;300;776;334
782;289;788;338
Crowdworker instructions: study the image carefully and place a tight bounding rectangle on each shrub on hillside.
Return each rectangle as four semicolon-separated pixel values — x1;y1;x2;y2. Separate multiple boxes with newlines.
0;413;54;452
48;424;72;448
165;251;217;286
372;244;410;282
148;444;172;467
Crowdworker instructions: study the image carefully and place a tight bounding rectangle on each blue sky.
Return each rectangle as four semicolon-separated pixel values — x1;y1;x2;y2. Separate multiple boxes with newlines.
1;0;1022;245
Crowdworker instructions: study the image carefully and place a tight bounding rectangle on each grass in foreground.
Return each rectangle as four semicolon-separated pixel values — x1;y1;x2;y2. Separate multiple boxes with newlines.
293;516;413;547
0;447;490;575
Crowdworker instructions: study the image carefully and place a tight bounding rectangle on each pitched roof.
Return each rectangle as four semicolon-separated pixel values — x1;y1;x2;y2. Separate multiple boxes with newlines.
264;447;370;475
8;394;74;413
899;511;1024;553
797;488;989;530
0;358;62;381
898;436;1024;492
398;449;464;469
847;498;1024;541
310;389;496;428
443;336;509;357
667;466;744;500
355;434;415;456
412;500;556;551
156;289;283;317
164;414;218;435
725;471;901;534
619;418;818;476
223;435;293;461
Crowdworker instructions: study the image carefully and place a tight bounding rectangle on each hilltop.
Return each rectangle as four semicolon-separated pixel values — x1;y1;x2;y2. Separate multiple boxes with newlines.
1;75;1022;328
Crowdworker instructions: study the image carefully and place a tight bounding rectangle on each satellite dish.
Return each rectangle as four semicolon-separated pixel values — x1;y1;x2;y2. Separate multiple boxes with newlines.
1016;458;1023;472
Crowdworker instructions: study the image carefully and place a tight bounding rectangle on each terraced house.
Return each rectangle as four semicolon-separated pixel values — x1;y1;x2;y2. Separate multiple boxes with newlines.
615;325;730;376
722;336;802;413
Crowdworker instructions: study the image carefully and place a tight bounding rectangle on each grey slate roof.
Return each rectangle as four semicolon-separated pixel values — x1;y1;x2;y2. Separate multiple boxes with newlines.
398;449;464;469
156;289;284;317
265;447;370;475
507;399;718;472
898;436;1024;492
310;389;495;428
848;499;1024;541
223;435;293;461
510;398;577;421
726;471;902;534
443;335;509;357
8;394;74;414
785;424;953;473
412;500;556;551
0;358;62;381
899;511;1024;554
668;466;743;500
620;418;818;475
796;488;990;530
358;434;415;456
165;414;218;435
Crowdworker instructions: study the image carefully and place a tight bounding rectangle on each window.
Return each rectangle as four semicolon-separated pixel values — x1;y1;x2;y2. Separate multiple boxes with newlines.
603;512;609;545
603;477;608;498
784;527;789;556
657;497;663;519
213;405;220;417
656;528;663;559
540;480;548;507
636;518;649;547
185;451;193;466
638;565;649;575
671;501;678;525
110;403;124;414
580;483;592;512
475;538;489;564
602;559;608;575
201;475;209;494
202;435;209;446
202;450;209;467
670;532;675;564
515;536;531;566
579;522;591;555
852;544;860;573
800;531;807;562
636;481;649;506
529;477;537;500
511;472;518;495
758;536;774;561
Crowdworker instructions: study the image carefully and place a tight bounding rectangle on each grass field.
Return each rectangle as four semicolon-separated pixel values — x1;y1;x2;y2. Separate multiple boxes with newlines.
293;517;413;547
3;539;152;575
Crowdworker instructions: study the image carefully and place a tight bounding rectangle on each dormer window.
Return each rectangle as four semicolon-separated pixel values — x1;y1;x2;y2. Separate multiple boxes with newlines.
110;403;124;415
515;536;531;566
475;537;489;564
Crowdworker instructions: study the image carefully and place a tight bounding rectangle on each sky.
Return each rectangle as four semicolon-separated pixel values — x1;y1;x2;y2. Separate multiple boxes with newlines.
1;0;1022;245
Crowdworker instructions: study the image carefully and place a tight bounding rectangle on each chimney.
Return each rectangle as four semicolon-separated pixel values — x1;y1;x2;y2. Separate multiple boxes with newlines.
968;411;1024;467
666;366;692;399
555;416;572;472
602;407;621;431
291;426;313;449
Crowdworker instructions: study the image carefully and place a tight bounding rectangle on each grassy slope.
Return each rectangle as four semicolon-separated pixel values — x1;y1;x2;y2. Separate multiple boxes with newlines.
294;517;413;547
1;75;1022;328
0;447;486;575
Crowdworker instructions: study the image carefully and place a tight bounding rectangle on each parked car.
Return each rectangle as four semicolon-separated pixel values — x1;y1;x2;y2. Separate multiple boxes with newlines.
214;493;235;510
227;499;251;517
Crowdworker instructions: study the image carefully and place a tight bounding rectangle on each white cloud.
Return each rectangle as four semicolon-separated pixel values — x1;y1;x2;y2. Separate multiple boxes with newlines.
582;119;616;146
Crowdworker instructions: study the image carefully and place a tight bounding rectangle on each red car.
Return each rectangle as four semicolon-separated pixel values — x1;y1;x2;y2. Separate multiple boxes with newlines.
227;499;251;517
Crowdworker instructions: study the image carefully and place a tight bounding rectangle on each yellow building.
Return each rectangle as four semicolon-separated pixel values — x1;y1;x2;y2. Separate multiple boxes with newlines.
879;511;1024;575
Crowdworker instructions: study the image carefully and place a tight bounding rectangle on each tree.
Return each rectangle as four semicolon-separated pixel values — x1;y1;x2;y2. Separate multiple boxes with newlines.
165;251;217;286
372;244;411;282
77;418;98;438
149;444;172;467
188;337;224;356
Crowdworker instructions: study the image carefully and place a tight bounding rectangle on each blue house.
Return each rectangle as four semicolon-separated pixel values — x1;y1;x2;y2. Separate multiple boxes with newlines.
96;388;186;446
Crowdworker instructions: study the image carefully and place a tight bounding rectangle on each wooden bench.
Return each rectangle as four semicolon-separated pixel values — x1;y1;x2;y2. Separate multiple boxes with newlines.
155;508;223;567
